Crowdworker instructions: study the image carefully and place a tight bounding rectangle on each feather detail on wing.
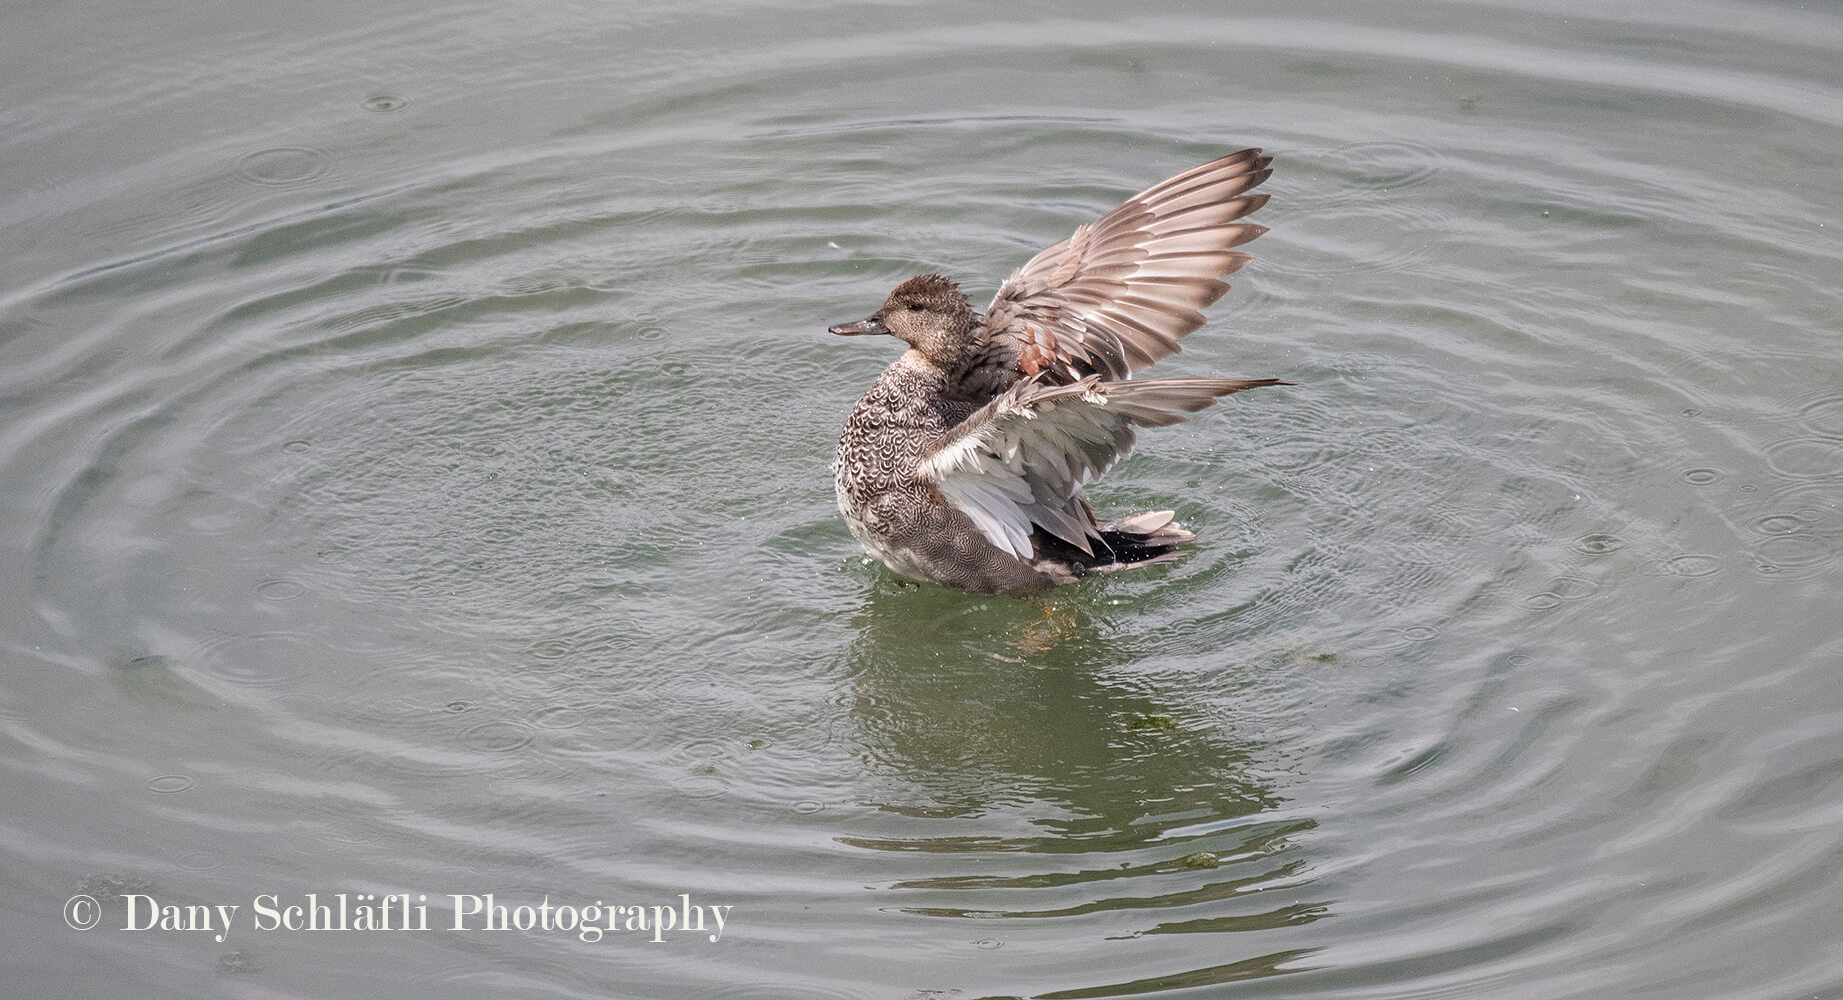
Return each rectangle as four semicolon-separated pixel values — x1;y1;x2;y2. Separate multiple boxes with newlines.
965;148;1272;394
918;375;1286;560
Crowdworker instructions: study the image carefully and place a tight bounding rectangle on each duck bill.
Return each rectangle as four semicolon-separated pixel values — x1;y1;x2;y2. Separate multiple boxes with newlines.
829;314;888;336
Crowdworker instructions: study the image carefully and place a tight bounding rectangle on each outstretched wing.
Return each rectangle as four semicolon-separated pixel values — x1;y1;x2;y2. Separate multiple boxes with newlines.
964;148;1272;396
919;375;1284;559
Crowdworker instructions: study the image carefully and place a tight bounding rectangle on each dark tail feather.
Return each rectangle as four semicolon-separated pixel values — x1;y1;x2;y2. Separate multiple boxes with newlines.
1081;510;1196;574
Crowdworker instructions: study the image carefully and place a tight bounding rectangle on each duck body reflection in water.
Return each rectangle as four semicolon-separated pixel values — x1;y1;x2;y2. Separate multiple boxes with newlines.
831;148;1289;594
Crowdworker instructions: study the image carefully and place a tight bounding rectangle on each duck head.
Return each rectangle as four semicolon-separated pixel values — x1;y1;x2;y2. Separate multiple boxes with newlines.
830;273;976;366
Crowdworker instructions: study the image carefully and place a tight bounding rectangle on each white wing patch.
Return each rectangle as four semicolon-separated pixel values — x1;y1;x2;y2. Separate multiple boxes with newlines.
920;375;1278;561
921;378;1132;560
928;439;1040;559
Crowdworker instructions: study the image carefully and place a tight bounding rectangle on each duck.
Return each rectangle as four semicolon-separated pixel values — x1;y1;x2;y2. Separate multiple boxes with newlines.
830;148;1286;595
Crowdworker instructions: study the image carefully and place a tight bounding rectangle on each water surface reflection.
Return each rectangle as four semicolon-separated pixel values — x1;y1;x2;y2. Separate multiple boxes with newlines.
840;589;1325;994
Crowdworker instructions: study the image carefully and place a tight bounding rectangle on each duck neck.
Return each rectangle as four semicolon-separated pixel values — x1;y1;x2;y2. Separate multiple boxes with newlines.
903;318;981;377
896;346;969;385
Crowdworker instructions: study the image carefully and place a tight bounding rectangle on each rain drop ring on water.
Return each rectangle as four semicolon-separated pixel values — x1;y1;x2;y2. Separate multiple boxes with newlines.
1765;438;1843;482
1798;394;1843;438
235;146;331;187
1326;139;1442;189
1662;554;1722;577
527;638;572;660
1573;533;1625;555
255;579;306;602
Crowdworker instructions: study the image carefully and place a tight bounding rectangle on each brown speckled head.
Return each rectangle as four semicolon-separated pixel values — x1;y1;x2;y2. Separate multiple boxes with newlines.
830;273;977;366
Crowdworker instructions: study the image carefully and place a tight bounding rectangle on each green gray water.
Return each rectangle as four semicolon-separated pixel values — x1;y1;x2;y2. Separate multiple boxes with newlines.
4;1;1842;997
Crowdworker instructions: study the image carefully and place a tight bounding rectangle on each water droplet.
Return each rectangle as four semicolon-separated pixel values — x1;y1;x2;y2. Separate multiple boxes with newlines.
146;774;195;794
1680;468;1722;486
1756;514;1804;535
444;700;473;714
282;439;312;453
360;94;408;113
792;800;824;815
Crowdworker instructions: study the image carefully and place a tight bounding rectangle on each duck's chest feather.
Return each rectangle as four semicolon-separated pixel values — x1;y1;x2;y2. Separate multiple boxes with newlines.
833;356;976;503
